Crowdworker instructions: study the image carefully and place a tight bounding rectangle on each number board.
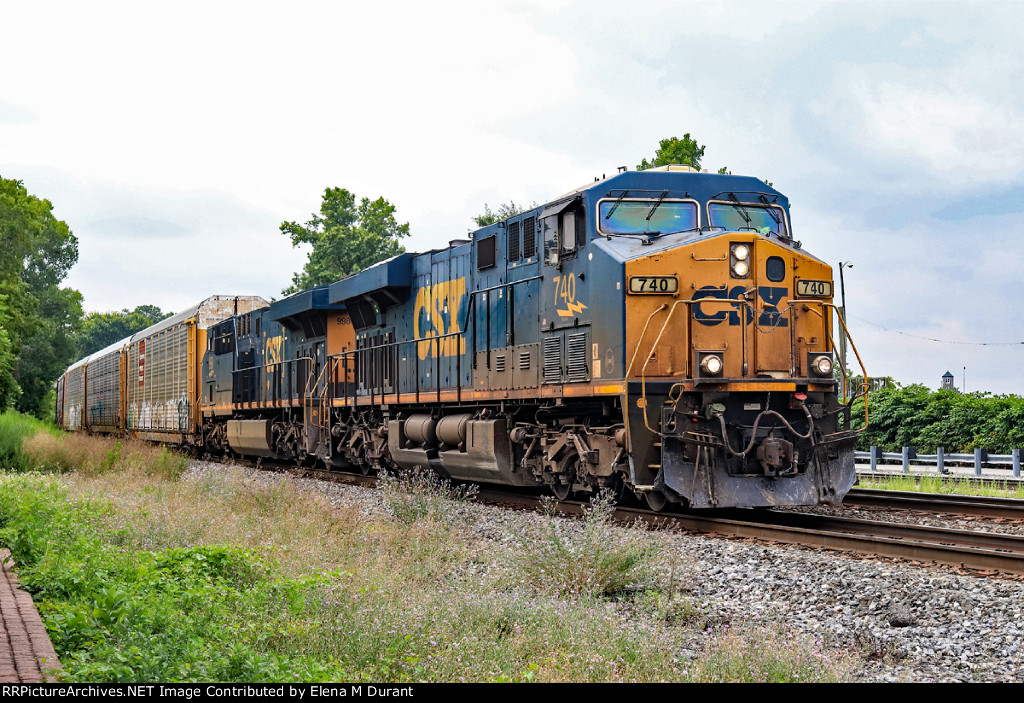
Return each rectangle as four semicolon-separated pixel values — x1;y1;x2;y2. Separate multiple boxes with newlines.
796;279;833;298
628;276;679;295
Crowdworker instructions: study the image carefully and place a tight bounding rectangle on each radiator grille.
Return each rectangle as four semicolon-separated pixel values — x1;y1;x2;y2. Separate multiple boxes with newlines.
508;221;520;261
566;333;589;382
523;217;536;259
542;337;561;383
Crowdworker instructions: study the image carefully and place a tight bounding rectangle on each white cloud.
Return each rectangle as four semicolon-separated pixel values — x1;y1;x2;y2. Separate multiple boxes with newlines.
5;0;1024;393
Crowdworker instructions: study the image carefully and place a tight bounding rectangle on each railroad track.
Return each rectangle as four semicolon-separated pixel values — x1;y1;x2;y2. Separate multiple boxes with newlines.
845;488;1024;521
271;462;1024;576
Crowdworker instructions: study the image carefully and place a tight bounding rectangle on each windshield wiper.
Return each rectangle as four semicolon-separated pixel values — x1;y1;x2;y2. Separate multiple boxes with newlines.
728;193;752;226
645;190;669;222
605;191;628;220
758;195;782;227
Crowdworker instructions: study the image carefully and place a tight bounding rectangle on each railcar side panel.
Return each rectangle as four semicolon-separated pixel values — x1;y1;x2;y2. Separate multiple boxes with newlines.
62;362;86;430
85;343;125;432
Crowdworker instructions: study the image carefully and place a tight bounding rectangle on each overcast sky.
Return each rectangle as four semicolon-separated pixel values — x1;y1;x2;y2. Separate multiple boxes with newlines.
3;0;1024;393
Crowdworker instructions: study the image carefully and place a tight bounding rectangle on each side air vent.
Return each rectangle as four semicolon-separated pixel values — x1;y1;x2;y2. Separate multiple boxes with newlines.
523;217;536;259
508;221;520;261
518;351;531;370
566;332;589;382
495;354;506;373
542;336;561;384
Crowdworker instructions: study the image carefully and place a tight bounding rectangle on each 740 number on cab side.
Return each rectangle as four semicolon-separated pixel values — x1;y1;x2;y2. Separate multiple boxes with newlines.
628;276;679;295
796;279;832;297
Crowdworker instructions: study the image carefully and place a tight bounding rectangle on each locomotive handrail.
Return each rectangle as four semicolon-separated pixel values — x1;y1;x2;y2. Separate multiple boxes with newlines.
228;356;314;408
468;275;541;367
323;277;542;411
625;296;856;448
803;302;870;431
328;328;468;406
622;303;669;486
638;299;689;435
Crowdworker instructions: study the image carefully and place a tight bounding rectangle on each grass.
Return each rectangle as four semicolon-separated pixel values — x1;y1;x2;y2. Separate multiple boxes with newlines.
860;473;1024;499
0;410;60;472
0;419;858;683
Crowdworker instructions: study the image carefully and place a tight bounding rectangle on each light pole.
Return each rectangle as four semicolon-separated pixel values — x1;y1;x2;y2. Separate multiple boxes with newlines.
837;261;852;385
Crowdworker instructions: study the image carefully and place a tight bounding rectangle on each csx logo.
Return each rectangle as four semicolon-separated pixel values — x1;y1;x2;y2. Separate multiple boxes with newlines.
414;277;467;360
694;286;789;327
265;335;284;370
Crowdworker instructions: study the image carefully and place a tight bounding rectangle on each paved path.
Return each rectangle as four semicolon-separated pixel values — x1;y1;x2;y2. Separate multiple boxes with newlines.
0;550;61;682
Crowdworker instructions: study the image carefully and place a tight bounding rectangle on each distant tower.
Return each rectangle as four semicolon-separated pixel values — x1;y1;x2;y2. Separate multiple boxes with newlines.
941;370;955;391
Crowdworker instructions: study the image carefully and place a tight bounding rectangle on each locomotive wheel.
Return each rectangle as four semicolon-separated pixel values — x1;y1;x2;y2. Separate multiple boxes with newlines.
551;480;572;501
645;490;668;512
615;478;643;507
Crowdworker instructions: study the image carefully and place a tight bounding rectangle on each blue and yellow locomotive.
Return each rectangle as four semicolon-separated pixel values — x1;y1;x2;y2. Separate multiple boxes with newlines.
59;165;865;509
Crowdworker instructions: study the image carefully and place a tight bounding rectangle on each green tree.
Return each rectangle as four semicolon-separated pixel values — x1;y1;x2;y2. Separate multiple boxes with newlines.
852;383;1024;454
0;176;83;417
281;188;409;294
637;134;706;171
17;285;83;418
473;201;536;228
78;305;173;357
639;137;773;186
0;295;18;407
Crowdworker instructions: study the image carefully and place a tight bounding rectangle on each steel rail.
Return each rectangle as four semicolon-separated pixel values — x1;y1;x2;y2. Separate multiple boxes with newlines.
468;487;1024;575
845;488;1024;521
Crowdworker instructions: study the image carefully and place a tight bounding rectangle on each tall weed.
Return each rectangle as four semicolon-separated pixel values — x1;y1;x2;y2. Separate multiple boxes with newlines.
21;432;187;479
377;468;478;525
693;623;855;682
512;490;661;597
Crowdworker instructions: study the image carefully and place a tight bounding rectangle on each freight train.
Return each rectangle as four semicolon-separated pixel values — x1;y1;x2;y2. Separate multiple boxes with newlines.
57;165;867;509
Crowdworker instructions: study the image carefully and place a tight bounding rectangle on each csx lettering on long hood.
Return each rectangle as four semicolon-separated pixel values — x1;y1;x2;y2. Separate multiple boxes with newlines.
414;277;467;359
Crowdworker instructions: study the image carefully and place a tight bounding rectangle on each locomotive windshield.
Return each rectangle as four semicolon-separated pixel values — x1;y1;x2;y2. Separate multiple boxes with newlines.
708;202;788;238
598;200;698;236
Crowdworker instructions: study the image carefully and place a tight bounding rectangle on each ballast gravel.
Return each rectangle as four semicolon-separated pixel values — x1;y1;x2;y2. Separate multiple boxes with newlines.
196;462;1024;683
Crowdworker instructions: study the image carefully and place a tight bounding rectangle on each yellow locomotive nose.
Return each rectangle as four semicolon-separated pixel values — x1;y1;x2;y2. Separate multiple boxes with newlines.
623;233;836;387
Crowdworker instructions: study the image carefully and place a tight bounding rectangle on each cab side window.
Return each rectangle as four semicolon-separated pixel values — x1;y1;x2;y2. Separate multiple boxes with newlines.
560;208;585;256
543;201;585;266
560;210;577;255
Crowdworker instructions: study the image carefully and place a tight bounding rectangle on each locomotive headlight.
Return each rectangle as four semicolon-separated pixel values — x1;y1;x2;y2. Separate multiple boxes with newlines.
700;354;723;375
730;243;752;278
811;355;833;376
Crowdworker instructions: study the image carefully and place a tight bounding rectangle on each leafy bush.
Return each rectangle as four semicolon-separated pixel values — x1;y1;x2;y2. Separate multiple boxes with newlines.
854;384;1024;453
0;473;343;682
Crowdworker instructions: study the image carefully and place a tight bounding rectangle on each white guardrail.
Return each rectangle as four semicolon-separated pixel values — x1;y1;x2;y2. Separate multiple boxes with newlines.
855;447;1023;477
